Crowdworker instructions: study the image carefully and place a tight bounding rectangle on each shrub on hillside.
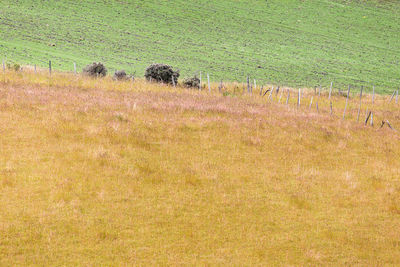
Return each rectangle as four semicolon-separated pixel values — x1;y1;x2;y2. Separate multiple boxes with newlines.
183;76;200;88
144;63;179;85
113;70;131;81
7;63;21;72
83;62;107;77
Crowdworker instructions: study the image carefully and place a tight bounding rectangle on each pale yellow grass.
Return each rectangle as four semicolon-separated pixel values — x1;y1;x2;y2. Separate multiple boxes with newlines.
0;70;399;265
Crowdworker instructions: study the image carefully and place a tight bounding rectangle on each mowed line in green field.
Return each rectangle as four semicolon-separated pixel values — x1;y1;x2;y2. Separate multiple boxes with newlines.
0;0;399;93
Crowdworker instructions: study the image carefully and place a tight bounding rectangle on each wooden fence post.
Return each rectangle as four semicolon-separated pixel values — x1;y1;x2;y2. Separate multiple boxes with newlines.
49;60;52;76
74;62;77;74
254;79;256;94
199;72;202;90
389;90;396;103
309;96;313;110
316;85;321;112
259;85;263;96
297;88;301;108
207;73;210;92
396;89;399;104
365;110;371;125
342;85;351;120
268;86;274;101
372;85;375;105
2;59;4;83
278;89;283;103
286;89;290;105
370;112;373;126
370;85;375;126
34;64;37;73
329;82;333;115
247;76;250;93
357;86;363;122
172;74;176;87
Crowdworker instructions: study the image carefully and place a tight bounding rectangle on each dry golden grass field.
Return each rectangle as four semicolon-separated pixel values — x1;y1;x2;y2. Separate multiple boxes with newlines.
0;70;400;265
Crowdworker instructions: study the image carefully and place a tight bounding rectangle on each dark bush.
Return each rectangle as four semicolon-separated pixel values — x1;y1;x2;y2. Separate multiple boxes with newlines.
83;62;107;77
113;70;131;81
7;63;21;72
183;76;200;88
144;63;179;85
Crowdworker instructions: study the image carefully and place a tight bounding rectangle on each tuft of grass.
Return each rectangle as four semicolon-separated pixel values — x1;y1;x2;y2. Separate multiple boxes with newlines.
0;70;400;265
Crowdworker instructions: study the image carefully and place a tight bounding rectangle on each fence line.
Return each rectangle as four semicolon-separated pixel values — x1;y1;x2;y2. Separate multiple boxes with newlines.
1;58;398;130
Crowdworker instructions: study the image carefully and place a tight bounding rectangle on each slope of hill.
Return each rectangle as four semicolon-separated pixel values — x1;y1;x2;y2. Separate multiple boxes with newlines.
0;70;400;265
0;0;400;92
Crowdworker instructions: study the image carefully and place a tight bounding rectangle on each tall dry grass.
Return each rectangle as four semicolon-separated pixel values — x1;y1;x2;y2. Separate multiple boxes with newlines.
0;69;399;265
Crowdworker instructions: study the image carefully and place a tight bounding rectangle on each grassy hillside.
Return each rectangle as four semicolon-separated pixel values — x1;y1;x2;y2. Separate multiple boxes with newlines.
0;70;400;265
0;0;400;92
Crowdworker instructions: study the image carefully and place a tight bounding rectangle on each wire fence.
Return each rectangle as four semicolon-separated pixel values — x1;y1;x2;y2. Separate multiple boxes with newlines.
1;59;399;132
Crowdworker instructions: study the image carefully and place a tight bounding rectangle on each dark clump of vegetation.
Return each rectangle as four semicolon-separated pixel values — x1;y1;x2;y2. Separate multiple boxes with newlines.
113;70;131;81
183;76;200;88
7;63;21;72
223;91;233;97
83;62;107;77
144;63;179;85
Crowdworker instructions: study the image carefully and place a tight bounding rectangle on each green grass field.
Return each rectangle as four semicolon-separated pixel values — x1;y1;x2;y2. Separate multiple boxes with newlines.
1;0;400;93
